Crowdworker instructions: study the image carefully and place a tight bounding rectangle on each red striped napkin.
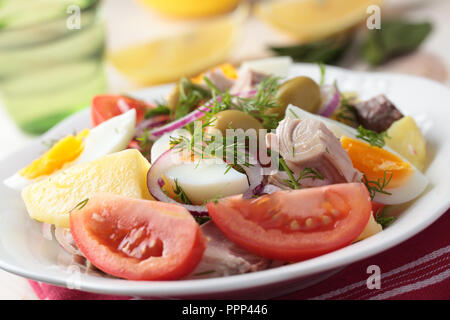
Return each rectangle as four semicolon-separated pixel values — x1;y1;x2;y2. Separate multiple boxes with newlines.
28;210;450;300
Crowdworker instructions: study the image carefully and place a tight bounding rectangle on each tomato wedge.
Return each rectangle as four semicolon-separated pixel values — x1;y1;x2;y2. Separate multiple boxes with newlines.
91;95;154;127
206;183;371;262
70;193;206;280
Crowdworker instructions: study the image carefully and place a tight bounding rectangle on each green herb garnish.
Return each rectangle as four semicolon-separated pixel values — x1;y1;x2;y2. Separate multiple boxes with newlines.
318;62;326;86
270;36;352;65
173;179;192;205
361;20;432;66
356;125;390;148
375;206;395;228
279;157;324;190
362;171;392;200
193;269;216;276
175;77;211;120
69;198;89;213
144;104;170;119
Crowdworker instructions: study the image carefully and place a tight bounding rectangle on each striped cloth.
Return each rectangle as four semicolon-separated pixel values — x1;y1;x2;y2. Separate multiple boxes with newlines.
28;210;450;300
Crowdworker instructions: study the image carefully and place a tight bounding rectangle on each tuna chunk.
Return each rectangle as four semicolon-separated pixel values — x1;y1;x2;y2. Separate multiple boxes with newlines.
203;68;235;92
266;118;362;188
186;222;272;279
353;94;403;133
230;68;267;95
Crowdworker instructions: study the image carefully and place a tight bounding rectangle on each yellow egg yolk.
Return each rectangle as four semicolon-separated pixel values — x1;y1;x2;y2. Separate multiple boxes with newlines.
19;129;89;179
341;136;413;189
191;63;238;83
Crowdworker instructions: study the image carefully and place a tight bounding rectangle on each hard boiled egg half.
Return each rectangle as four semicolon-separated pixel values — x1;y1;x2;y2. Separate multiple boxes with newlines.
4;109;136;191
285;104;428;205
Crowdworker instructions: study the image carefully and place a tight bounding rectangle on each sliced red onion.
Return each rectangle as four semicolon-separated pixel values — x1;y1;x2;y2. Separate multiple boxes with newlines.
229;153;264;200
319;84;340;118
42;223;53;240
148;89;258;139
147;149;208;216
149;104;211;138
55;227;84;256
135;114;170;137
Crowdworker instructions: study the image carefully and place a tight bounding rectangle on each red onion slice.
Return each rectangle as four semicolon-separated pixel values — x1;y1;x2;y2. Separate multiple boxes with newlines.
42;223;53;240
319;84;341;118
148;89;258;139
149;104;211;138
55;227;84;256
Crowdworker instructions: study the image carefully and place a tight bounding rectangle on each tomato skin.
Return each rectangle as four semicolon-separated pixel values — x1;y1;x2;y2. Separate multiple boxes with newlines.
91;95;154;127
70;193;206;280
206;183;371;262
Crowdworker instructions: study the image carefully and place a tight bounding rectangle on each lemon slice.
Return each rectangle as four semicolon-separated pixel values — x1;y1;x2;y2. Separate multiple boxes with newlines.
108;4;248;86
255;0;384;41
137;0;240;19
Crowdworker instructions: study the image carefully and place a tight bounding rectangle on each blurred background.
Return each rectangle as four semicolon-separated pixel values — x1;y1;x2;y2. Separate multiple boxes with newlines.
1;0;450;299
0;0;449;154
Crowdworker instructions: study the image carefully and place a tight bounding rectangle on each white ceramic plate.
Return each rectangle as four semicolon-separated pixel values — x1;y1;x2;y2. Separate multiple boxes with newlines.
0;64;449;299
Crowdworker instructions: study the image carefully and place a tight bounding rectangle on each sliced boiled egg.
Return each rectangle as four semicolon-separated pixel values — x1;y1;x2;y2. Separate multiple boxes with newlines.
341;136;428;205
150;128;191;163
240;56;293;78
72;109;136;165
285;104;354;138
4;130;89;191
4;109;136;191
164;158;249;205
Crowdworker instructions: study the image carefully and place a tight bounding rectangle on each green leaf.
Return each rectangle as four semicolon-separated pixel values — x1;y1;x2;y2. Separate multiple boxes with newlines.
270;37;352;65
144;104;170;119
361;20;432;66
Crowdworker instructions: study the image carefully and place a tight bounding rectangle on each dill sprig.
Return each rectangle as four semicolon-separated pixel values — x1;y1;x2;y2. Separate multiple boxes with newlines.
144;103;170;119
375;206;395;228
175;77;211;120
279;157;324;190
318;62;326;86
69;198;89;213
202;75;282;130
356;125;390;148
362;171;393;200
173;179;192;205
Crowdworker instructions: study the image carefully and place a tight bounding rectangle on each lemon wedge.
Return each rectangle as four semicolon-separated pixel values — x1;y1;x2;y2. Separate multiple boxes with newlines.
255;0;384;41
109;4;248;86
138;0;240;19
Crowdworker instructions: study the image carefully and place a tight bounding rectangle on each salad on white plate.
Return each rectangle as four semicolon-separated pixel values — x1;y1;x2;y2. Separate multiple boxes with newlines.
3;57;430;281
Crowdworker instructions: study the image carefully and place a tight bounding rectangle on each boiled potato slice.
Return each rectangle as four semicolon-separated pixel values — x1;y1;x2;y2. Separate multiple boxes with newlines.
386;116;426;171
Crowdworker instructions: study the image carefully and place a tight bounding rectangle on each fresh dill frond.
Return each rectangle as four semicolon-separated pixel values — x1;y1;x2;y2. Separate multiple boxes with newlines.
318;62;326;86
173;179;192;205
356;125;390;148
375;206;395;228
362;171;393;200
69;198;89;213
279;156;324;190
144;104;170;119
175;77;211;120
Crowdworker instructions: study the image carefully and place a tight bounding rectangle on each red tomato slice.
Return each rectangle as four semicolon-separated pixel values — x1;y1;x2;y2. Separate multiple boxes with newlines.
70;193;206;280
206;183;371;262
91;95;154;127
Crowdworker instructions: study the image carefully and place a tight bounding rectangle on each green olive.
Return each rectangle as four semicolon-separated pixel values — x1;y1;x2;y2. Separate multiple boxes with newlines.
208;110;263;136
273;76;322;116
